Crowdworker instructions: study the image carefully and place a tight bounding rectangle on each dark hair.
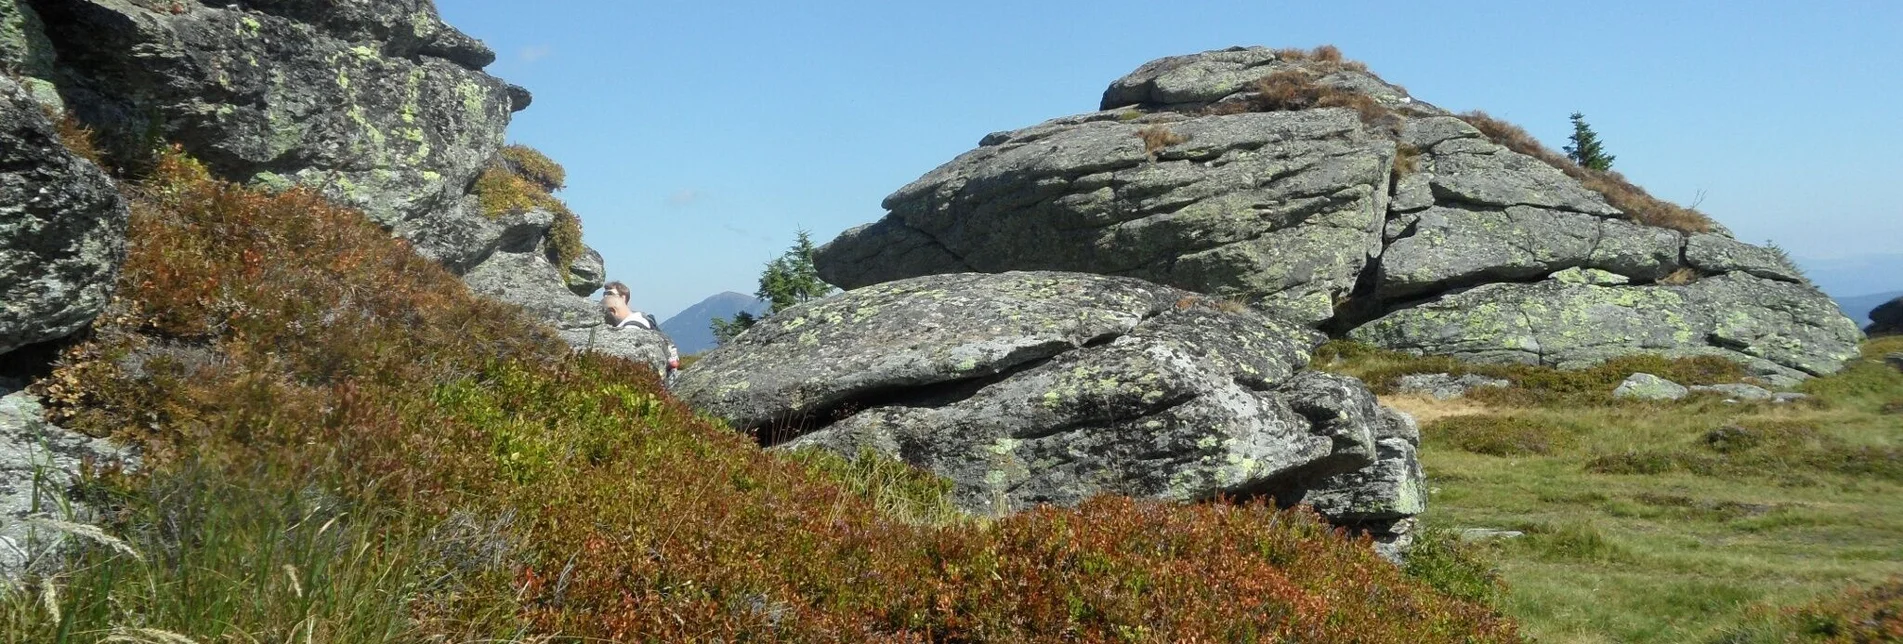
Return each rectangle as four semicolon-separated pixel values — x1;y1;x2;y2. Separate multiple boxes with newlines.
603;281;630;298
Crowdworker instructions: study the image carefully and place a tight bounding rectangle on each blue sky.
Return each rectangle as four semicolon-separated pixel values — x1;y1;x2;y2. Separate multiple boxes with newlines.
435;0;1903;318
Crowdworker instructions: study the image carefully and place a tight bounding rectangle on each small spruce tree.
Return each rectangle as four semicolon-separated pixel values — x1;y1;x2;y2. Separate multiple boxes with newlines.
711;229;835;345
1563;112;1616;171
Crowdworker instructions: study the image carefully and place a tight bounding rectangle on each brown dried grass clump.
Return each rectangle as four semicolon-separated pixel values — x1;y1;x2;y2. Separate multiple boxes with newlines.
52;111;106;167
1658;267;1702;285
1394;142;1423;178
1243;70;1400;132
1458;111;1716;233
1136;124;1188;160
1272;44;1370;73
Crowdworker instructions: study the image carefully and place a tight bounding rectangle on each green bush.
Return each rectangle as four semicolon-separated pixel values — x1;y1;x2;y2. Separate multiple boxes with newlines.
1405;526;1507;608
1428;415;1572;456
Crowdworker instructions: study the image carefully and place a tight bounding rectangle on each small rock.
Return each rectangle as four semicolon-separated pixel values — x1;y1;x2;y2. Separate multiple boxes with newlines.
1393;373;1509;400
1885;353;1903;373
1459;528;1525;542
1613;373;1688;401
1771;392;1810;405
1689;383;1774;401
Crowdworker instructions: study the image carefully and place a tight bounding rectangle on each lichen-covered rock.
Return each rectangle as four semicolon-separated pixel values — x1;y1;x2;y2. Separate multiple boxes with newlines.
0;75;127;356
0;388;136;580
1869;297;1903;336
566;246;607;297
817;108;1394;326
31;0;517;269
1392;373;1510;400
1689;383;1774;401
674;271;1423;545
815;46;1862;379
560;325;674;376
1350;270;1862;383
458;209;676;371
1612;373;1688;401
463;239;599;331
0;0;58;109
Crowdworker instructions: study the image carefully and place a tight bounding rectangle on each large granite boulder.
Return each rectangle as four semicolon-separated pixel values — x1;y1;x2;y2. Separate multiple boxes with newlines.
458;210;675;373
0;75;127;356
815;46;1862;379
1870;297;1903;337
28;0;520;270
462;209;599;330
817;108;1394;327
559;325;675;376
674;271;1424;549
1350;269;1860;384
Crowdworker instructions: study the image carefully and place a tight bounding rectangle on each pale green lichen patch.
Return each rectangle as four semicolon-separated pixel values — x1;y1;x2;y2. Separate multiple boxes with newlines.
456;79;487;122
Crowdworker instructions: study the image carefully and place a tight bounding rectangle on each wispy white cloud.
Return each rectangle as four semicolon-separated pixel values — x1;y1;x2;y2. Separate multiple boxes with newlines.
519;45;553;63
665;189;706;208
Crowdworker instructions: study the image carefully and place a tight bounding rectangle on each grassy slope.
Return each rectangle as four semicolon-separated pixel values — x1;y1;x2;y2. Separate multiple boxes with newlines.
1319;338;1903;643
0;152;1516;642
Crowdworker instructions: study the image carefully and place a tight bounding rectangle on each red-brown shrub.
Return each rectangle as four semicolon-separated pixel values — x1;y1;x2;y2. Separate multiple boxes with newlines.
44;151;1520;641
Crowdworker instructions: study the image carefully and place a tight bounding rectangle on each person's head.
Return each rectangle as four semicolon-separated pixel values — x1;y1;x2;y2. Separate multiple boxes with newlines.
602;281;631;303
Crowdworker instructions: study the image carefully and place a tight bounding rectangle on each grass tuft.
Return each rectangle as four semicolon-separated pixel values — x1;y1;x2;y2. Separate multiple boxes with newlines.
1244;70;1399;132
1427;415;1572;456
1135;124;1188;160
48;110;106;168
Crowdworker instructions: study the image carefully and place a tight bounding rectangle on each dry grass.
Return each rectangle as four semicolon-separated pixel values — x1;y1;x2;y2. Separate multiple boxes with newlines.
1382;394;1491;425
1394;142;1423;179
51;111;106;168
1272;44;1370;73
1243;70;1400;133
1136;124;1188;160
1658;267;1702;285
1458;111;1716;233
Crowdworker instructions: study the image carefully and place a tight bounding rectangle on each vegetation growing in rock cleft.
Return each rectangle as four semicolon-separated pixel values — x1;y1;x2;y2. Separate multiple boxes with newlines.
472;143;586;281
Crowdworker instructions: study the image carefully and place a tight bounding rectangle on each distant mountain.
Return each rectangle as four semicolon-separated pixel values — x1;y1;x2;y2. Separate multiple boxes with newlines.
1834;290;1903;327
661;292;770;354
1796;253;1903;299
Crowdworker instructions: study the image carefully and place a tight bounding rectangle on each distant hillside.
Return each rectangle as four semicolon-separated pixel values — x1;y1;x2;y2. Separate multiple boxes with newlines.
1799;253;1903;299
1835;290;1903;327
661;291;769;354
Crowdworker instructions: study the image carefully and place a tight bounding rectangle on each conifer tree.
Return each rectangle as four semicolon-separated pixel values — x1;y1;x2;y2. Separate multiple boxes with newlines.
711;230;834;345
1564;112;1616;171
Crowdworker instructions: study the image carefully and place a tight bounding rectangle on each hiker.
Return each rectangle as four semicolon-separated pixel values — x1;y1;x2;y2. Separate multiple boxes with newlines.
600;281;659;330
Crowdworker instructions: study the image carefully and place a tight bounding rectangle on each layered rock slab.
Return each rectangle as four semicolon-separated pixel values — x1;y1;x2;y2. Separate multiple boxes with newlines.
815;46;1862;379
0;75;127;355
674;272;1424;547
817;109;1395;327
30;0;518;270
1350;269;1862;383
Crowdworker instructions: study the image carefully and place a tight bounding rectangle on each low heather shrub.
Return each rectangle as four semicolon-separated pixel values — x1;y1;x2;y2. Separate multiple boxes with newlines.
20;150;1521;642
